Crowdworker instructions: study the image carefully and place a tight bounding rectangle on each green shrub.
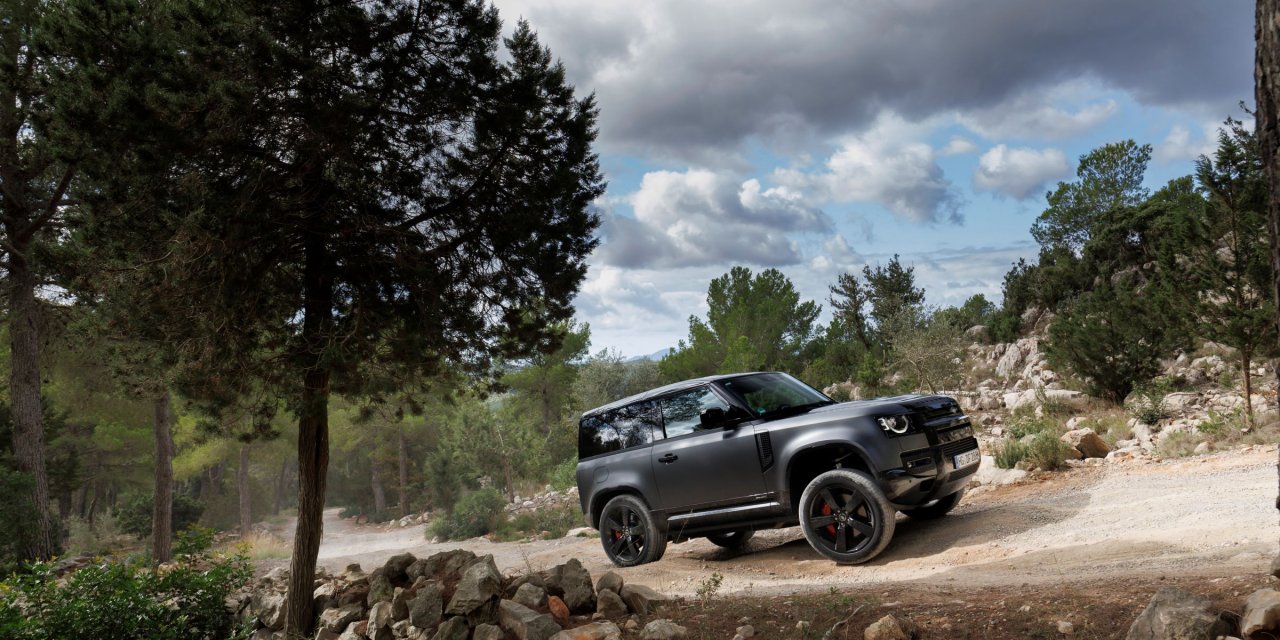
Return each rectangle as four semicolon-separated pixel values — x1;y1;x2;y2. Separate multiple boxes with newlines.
1128;377;1178;425
549;458;578;491
1025;432;1070;471
115;492;205;539
338;505;363;519
499;503;583;541
993;440;1028;469
0;546;251;640
1006;415;1057;440
1155;430;1200;458
429;488;506;541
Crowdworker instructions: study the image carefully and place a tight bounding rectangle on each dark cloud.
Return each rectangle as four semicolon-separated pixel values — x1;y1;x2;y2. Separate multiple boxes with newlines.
501;0;1251;160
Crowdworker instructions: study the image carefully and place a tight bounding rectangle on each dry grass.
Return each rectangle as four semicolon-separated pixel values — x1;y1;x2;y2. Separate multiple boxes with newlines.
233;532;291;561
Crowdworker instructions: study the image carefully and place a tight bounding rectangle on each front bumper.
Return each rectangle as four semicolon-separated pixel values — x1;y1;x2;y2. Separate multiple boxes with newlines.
880;423;980;507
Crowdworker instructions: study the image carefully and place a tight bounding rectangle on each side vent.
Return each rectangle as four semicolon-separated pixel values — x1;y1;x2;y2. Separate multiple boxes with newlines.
756;432;774;471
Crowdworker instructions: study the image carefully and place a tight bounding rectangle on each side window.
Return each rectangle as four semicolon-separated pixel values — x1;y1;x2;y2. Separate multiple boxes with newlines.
578;401;659;459
660;386;732;439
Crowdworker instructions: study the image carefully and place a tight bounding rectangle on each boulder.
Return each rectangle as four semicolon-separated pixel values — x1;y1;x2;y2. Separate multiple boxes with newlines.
547;558;596;613
1242;588;1280;639
595;571;624;596
549;621;622;640
314;581;340;612
1162;392;1200;414
383;553;417;584
391;587;413;621
368;569;394;606
640;619;688;640
430;617;470;640
514;582;548;609
409;580;443;630
972;457;1027;486
410;549;478;583
620;584;670;616
252;591;286;631
446;555;502;616
337;580;370;607
319;603;365;633
498;599;563;640
863;614;916;640
1125;587;1231;640
473;624;505;640
596;589;628;618
1060;428;1110;459
367;602;394;640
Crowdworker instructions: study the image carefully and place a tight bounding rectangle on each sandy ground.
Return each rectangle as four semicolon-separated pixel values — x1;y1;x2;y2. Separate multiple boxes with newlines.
299;445;1279;598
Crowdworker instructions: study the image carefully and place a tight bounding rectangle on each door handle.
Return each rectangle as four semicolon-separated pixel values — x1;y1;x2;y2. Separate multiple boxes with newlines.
658;453;679;464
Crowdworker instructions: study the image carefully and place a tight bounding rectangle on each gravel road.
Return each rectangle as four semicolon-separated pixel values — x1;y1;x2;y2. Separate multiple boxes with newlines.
305;445;1279;597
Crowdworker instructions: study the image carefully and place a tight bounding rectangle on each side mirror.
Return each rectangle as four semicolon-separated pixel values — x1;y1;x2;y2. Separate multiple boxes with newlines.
700;407;730;430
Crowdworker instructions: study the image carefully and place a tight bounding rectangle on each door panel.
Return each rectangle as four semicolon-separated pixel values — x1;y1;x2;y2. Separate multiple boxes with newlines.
651;386;766;511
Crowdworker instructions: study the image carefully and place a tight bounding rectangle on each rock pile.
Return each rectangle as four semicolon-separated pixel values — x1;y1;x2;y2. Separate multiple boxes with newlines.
230;551;673;640
1124;585;1280;640
506;486;580;517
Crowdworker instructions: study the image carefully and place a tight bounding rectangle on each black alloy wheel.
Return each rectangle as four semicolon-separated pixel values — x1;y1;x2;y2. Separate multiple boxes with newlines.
599;494;667;567
798;469;895;564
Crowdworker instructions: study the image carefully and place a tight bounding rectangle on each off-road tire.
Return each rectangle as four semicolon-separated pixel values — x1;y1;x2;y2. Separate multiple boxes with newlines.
599;494;667;567
901;488;965;520
798;469;895;564
706;528;755;549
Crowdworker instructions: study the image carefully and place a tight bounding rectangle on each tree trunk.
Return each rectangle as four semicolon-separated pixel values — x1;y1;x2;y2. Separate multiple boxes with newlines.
284;236;335;637
371;462;387;514
398;426;409;517
238;443;252;537
1255;0;1280;574
8;260;56;560
152;393;174;564
273;458;288;515
1244;351;1256;426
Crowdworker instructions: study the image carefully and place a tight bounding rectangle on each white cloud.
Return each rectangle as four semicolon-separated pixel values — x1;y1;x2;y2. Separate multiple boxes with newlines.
774;113;962;224
940;136;979;156
973;145;1070;200
595;169;832;269
1154;122;1229;163
961;93;1118;140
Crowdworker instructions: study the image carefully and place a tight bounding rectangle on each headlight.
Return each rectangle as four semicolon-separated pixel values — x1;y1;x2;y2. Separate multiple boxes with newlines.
877;415;911;435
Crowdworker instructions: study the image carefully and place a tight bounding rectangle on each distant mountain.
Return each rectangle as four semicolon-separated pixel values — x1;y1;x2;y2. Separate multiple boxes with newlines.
623;348;673;363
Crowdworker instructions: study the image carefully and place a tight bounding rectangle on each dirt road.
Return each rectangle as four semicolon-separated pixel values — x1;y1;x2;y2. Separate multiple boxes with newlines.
307;446;1278;597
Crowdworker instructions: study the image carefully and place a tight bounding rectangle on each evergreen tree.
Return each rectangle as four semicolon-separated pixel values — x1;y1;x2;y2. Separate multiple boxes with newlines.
1032;140;1152;253
55;2;603;633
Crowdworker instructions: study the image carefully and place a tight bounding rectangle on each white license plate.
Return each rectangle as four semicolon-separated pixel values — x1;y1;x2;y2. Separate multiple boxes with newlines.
953;449;980;469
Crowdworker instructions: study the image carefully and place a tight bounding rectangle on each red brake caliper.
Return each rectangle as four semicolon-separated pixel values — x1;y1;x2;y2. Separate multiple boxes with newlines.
821;502;836;536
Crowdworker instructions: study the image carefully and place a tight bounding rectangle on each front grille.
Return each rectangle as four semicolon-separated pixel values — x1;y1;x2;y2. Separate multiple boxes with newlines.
941;436;979;459
756;432;774;471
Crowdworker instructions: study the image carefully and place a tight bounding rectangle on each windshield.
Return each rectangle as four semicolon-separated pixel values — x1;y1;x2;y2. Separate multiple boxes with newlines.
717;373;833;417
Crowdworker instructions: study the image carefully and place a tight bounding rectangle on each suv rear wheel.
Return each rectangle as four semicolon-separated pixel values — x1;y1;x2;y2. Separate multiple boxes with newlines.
901;488;965;520
798;469;895;564
599;494;667;567
706;528;754;549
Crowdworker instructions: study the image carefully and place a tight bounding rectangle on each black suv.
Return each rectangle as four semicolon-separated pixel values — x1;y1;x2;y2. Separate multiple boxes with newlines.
575;372;979;567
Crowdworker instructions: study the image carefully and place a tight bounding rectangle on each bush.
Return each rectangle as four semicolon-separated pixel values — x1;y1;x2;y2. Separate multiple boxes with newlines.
1025;432;1070;471
115;492;205;539
428;488;506;541
0;546;251;640
499;503;583;541
1006;415;1056;440
993;439;1028;469
549;458;577;491
1128;376;1178;425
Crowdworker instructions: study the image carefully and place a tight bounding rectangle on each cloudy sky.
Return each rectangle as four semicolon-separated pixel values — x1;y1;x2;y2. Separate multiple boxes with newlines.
492;0;1255;357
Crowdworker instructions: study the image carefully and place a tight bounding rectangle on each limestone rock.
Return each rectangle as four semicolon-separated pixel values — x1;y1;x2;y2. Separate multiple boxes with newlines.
1060;428;1110;459
368;601;393;633
1125;587;1230;640
446;555;502;615
498;599;563;640
383;553;417;584
514;582;548;609
410;549;478;584
252;591;286;631
409;580;443;630
620;584;670;616
863;614;916;640
595;571;624;596
596;589;628;618
473;624;505;640
547;558;596;613
368;569;394;606
430;617;469;640
549;621;622;640
320;603;365;633
1242;588;1280;639
640;619;687;640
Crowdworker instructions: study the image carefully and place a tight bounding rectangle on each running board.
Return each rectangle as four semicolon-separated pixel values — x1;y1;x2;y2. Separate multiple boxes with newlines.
667;501;782;523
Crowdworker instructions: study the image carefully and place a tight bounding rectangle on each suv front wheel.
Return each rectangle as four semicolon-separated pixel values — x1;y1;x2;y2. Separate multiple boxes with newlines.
798;469;895;564
599;494;667;567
